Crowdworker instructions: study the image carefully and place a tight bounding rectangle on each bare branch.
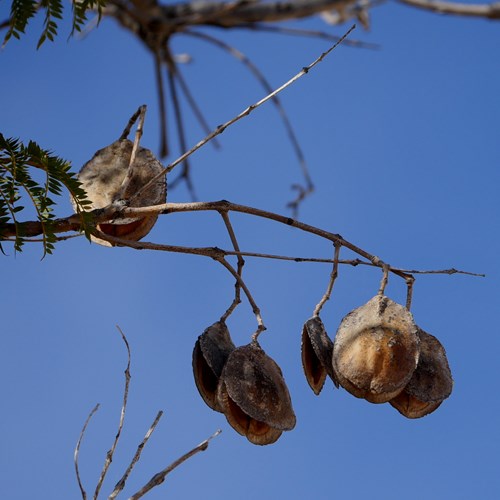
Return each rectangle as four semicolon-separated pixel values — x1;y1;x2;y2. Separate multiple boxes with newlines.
154;49;169;158
377;264;390;296
233;23;380;49
153;0;359;28
185;29;313;214
398;0;500;19
93;326;131;499
108;410;164;499
165;49;198;200
219;210;245;322
129;25;356;204
171;58;222;150
313;242;341;316
128;429;222;500
74;403;100;500
405;274;415;310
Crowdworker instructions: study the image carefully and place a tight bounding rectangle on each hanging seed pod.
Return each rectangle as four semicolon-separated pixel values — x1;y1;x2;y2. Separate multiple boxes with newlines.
332;295;420;404
301;316;338;395
74;139;166;246
217;341;296;445
192;321;236;413
390;328;453;418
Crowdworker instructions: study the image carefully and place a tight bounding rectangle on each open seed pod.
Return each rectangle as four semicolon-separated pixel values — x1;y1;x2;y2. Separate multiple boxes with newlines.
390;328;453;418
192;321;236;412
332;295;420;404
74;139;166;246
217;341;296;445
301;316;338;395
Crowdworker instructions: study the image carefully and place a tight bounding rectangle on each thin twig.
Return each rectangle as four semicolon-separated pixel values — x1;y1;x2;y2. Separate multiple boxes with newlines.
74;403;100;500
219;210;245;322
119;106;143;141
108;410;164;499
165;50;198;200
185;29;313;214
405;274;415;310
313;242;341;316
155;49;169;158
234;22;380;49
93;326;131;499
128;429;222;500
128;25;356;204
217;256;266;341
128;105;147;169
378;264;390;296
172;59;221;149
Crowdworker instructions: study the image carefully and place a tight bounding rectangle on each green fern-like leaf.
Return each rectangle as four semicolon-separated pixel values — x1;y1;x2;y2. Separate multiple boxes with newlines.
0;133;93;256
3;0;107;47
2;0;37;47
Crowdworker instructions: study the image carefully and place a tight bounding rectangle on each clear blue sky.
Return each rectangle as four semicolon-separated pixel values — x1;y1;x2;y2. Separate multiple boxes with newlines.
1;3;499;499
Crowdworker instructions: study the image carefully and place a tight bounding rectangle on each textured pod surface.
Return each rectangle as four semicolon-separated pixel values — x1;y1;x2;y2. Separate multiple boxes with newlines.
217;342;296;445
301;316;337;395
390;328;453;418
332;295;420;403
75;139;166;246
192;321;235;412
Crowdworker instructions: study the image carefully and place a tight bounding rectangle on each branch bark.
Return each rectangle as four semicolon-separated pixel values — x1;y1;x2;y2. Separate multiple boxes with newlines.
398;0;500;19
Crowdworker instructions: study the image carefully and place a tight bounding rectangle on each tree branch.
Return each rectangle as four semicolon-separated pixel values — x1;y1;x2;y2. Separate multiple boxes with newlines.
128;429;222;499
398;0;500;19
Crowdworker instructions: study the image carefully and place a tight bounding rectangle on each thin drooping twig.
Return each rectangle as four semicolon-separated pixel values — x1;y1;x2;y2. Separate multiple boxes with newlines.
108;410;164;499
74;403;100;500
218;256;267;340
128;25;356;205
128;429;222;500
234;22;380;49
171;60;221;150
155;49;169;158
93;326;131;500
313;242;341;316
219;210;245;322
185;29;313;215
165;49;198;200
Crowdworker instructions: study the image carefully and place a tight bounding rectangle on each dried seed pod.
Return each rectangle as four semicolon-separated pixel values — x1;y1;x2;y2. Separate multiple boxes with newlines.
332;295;420;404
217;341;296;445
192;321;236;413
390;328;453;418
74;139;166;246
301;316;338;395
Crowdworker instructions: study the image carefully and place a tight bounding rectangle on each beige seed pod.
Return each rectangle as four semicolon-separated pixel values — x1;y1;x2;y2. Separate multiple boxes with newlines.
301;316;338;395
192;321;236;413
332;295;420;404
74;139;166;246
217;341;296;445
390;328;453;418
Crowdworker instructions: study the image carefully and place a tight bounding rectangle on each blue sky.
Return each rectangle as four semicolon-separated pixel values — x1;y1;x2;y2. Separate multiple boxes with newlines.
1;2;499;499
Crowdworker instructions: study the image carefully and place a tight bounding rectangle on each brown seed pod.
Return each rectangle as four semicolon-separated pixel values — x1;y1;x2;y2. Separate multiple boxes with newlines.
332;295;420;404
75;139;166;246
192;321;236;413
301;316;338;395
217;341;296;445
390;328;453;418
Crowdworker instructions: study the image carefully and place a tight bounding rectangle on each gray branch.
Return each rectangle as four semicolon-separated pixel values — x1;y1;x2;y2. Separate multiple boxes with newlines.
398;0;500;19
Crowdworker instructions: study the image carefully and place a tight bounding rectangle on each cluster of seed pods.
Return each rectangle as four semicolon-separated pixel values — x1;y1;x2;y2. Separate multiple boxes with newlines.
302;295;453;418
193;322;296;445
